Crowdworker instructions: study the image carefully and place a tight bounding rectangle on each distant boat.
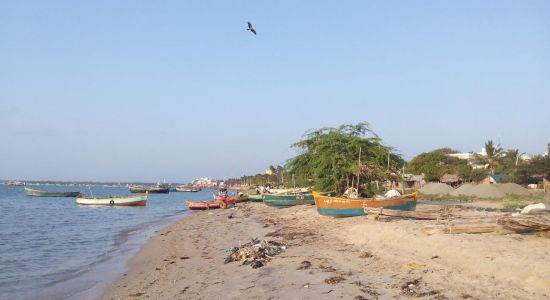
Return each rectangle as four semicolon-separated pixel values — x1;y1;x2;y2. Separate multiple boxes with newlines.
25;187;81;198
76;193;147;206
5;181;25;186
186;200;220;210
263;193;314;207
176;186;202;192
129;185;148;193
148;184;170;194
312;191;418;217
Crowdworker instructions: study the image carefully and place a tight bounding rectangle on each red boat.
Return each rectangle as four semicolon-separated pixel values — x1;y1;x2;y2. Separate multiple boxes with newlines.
186;201;221;210
213;192;249;203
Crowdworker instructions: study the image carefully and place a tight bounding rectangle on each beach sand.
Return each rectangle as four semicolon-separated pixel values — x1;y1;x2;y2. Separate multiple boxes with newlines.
103;202;550;299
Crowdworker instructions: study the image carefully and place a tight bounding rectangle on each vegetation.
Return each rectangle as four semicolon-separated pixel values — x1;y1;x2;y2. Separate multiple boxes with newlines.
285;122;403;193
406;148;485;182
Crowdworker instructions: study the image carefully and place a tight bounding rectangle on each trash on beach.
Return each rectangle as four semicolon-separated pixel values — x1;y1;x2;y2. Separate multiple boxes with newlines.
404;263;426;270
224;238;286;268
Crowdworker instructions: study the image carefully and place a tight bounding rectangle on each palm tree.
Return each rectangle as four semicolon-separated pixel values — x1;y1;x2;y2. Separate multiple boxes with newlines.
481;140;503;173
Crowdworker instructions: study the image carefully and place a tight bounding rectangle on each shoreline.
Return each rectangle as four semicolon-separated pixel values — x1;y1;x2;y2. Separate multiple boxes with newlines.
38;214;186;300
103;202;550;299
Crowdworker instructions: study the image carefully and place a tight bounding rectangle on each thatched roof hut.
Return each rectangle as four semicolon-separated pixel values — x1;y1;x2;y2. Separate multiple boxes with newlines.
440;173;461;186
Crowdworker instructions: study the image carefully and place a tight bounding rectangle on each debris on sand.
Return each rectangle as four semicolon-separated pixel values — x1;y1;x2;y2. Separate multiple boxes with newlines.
297;260;312;270
324;276;346;284
224;238;286;268
401;278;440;297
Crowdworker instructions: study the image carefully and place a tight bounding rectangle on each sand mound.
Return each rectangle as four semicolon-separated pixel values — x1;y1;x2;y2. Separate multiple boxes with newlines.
450;183;476;197
497;183;529;196
469;184;506;199
419;183;453;195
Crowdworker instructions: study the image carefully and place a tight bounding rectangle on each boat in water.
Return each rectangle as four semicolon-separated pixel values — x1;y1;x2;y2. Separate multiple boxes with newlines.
25;187;81;198
5;181;25;186
263;193;314;207
176;186;202;192
76;193;148;206
129;185;148;193
186;200;221;210
312;191;418;217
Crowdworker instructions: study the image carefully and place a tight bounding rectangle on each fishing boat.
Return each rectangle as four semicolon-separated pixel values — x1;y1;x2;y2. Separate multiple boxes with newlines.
248;194;265;202
312;191;418;217
76;193;148;206
213;192;249;203
176;186;202;192
25;187;81;197
5;181;25;186
147;185;170;194
186;200;221;210
263;193;314;207
129;185;148;193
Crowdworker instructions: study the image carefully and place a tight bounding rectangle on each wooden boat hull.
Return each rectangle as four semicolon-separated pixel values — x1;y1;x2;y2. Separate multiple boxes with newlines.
186;200;220;210
313;191;418;217
176;187;201;192
263;194;314;207
248;194;264;202
25;187;81;197
129;186;148;193
147;187;170;194
213;194;249;203
76;194;147;206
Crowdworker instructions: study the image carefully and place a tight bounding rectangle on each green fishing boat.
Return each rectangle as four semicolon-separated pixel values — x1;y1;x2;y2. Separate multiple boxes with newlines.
25;187;82;198
248;194;265;202
263;193;314;207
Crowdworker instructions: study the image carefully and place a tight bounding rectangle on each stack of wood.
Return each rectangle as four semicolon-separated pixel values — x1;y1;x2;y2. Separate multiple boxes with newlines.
367;206;457;221
498;214;550;232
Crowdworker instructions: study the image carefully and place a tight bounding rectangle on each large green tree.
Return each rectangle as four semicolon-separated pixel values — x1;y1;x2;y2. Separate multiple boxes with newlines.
406;148;474;182
286;122;403;193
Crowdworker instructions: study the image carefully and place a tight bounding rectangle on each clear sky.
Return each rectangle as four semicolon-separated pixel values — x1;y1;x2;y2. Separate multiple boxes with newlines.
1;1;549;182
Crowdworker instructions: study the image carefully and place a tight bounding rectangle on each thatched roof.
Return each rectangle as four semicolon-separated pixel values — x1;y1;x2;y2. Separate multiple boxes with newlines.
440;173;460;183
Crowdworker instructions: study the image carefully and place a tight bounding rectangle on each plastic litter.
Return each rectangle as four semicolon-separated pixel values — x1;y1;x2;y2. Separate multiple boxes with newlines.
224;238;286;268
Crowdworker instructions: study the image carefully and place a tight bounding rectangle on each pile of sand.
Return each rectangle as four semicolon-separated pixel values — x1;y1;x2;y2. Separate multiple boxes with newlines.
450;183;476;197
419;183;454;195
497;183;529;196
469;184;506;199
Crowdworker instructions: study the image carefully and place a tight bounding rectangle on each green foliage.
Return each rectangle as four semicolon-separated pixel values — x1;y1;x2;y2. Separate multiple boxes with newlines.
286;122;403;193
406;148;470;182
517;155;550;183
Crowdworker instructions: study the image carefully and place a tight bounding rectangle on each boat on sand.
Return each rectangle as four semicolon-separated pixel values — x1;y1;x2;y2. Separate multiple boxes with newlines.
313;191;418;217
76;193;148;206
186;201;221;210
25;187;81;197
263;193;314;207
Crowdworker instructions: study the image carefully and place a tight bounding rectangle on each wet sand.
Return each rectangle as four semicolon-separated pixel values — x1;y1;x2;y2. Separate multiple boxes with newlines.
103;202;550;299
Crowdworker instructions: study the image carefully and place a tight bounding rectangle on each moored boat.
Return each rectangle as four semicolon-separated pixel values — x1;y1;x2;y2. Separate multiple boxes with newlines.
25;187;81;197
248;194;265;202
313;191;418;217
263;193;314;207
213;192;249;203
176;186;202;192
147;186;170;194
76;193;147;206
129;185;148;193
186;200;221;210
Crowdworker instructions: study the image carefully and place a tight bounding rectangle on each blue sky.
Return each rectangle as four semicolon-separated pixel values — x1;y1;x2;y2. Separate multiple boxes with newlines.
1;1;549;182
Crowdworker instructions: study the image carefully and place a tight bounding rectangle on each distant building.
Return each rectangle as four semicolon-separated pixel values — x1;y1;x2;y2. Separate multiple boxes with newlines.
191;177;221;188
447;151;486;169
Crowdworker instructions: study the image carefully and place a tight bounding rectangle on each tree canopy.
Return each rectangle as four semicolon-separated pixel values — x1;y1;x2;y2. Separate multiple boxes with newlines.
286;122;404;193
406;148;476;182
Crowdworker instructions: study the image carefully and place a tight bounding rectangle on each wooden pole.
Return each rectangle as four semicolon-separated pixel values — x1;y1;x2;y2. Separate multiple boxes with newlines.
357;147;362;191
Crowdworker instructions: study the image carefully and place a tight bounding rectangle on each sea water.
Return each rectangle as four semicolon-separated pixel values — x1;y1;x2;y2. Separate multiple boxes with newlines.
0;185;214;299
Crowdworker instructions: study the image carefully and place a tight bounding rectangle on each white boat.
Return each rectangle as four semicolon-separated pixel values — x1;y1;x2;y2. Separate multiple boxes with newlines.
76;193;147;206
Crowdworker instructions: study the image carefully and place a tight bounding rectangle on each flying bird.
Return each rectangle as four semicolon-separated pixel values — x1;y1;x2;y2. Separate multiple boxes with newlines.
247;22;257;35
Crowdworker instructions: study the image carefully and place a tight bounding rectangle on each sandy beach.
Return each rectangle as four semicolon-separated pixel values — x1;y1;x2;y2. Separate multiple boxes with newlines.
103;202;550;300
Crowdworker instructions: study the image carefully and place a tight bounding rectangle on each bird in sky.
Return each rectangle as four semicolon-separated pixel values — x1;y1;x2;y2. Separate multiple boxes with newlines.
247;22;257;35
